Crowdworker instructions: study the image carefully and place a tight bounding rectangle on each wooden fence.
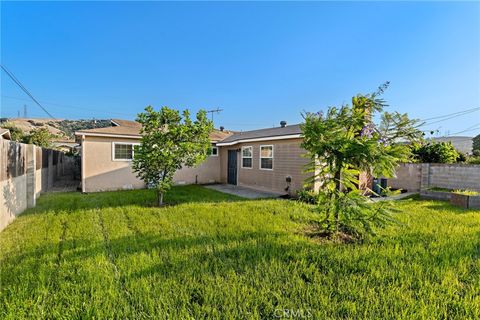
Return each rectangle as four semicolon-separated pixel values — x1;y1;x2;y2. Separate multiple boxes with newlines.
0;139;77;232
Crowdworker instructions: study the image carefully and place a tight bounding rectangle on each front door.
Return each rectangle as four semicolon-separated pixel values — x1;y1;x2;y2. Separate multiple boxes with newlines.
227;150;237;185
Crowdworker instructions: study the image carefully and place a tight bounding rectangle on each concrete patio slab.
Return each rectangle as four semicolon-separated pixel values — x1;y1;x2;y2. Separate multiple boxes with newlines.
204;184;284;199
370;192;417;202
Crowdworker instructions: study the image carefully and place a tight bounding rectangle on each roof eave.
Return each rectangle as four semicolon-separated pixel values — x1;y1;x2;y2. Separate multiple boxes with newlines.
74;131;141;139
217;134;302;146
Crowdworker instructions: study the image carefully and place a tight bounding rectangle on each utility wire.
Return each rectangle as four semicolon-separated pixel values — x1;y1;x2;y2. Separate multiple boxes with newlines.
419;107;480;127
2;95;138;117
1;65;55;119
420;107;480;122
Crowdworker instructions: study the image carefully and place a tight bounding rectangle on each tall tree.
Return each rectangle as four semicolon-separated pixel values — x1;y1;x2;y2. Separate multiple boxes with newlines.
133;106;213;206
301;84;423;237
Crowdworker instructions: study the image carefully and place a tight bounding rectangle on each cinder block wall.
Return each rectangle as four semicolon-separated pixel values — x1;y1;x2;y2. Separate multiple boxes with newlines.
426;164;480;191
384;163;422;192
385;163;480;192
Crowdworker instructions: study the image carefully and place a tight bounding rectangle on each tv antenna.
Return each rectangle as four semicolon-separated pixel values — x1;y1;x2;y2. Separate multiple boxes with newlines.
206;108;223;122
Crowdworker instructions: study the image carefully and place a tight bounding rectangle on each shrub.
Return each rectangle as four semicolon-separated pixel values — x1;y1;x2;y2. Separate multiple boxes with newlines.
297;189;319;204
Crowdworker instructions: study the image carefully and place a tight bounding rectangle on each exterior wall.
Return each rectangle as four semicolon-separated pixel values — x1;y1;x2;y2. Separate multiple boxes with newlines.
219;138;312;194
385;163;480;192
82;136;145;192
173;155;221;185
82;135;222;192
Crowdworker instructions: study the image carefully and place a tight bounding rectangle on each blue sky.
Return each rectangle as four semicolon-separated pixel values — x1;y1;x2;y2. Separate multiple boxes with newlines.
1;1;479;136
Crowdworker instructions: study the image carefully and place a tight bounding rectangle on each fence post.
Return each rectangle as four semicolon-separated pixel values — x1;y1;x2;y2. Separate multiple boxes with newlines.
47;149;54;190
420;163;430;190
26;144;36;208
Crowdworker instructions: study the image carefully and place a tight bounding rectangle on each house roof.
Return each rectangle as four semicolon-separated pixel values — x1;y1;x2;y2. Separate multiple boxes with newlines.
216;124;302;145
0;127;11;140
75;119;234;141
111;119;142;128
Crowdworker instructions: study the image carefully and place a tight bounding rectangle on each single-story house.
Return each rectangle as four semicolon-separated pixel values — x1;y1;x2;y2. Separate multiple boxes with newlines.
75;119;320;194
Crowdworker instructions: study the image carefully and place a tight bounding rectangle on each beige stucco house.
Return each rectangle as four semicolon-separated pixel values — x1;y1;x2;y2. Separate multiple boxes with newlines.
75;119;318;194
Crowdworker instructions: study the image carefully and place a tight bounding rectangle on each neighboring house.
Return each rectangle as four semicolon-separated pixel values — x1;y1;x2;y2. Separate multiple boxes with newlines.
75;119;319;194
0;128;12;140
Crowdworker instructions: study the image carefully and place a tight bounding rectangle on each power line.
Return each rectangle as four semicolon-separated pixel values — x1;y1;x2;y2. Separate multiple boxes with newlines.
419;107;480;127
1;65;56;119
446;125;480;136
420;107;480;122
2;95;138;118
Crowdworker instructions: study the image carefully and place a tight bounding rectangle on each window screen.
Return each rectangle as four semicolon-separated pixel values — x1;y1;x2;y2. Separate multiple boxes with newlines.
242;146;252;168
260;146;273;169
114;144;134;160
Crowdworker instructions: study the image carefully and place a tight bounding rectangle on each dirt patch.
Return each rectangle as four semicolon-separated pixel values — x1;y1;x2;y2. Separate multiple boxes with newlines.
303;223;362;244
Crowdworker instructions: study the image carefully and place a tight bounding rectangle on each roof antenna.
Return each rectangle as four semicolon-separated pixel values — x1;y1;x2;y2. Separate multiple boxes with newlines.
206;108;223;123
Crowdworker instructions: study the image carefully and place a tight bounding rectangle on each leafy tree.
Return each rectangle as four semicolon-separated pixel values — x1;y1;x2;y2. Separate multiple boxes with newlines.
133;106;213;206
22;127;54;147
473;134;480;156
301;84;423;238
411;141;459;163
1;123;24;141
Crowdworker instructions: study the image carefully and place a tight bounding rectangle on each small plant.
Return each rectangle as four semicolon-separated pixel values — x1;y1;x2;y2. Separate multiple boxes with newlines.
297;189;319;204
452;190;480;196
427;187;453;192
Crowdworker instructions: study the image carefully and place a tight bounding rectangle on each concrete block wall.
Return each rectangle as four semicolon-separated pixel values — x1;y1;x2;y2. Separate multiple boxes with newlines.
427;164;480;191
385;163;422;192
386;163;480;192
1;140;73;232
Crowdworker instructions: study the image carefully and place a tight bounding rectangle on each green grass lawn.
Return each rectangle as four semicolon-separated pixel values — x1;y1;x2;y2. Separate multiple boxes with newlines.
1;185;479;319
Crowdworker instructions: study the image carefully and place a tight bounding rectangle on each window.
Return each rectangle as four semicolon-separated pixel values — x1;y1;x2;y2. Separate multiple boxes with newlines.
112;143;138;161
260;145;273;170
241;146;252;168
211;146;218;156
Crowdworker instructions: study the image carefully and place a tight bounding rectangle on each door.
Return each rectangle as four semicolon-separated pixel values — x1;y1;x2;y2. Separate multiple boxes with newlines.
227;150;237;185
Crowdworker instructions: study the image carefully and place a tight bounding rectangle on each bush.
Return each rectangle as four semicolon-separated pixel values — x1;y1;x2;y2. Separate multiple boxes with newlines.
411;141;459;163
297;189;319;204
466;156;480;164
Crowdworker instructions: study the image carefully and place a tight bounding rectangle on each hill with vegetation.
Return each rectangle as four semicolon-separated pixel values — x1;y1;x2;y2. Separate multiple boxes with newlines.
0;118;112;140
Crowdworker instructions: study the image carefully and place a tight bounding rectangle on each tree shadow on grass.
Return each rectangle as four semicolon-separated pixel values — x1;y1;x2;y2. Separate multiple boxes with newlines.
3;225;479;287
22;185;247;215
2;222;480;320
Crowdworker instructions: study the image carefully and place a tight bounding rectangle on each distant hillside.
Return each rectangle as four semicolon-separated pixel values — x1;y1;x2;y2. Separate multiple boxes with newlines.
0;118;112;141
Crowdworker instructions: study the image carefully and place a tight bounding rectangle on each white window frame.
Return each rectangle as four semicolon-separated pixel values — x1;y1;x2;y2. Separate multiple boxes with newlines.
259;145;274;170
112;142;139;161
210;146;218;157
241;146;253;169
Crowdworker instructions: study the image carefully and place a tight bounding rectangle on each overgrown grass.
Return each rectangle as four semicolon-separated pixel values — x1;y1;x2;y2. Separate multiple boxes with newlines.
1;186;479;319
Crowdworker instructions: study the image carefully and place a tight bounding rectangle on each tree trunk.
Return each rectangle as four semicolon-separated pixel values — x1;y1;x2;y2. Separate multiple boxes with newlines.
157;191;164;207
333;168;342;230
